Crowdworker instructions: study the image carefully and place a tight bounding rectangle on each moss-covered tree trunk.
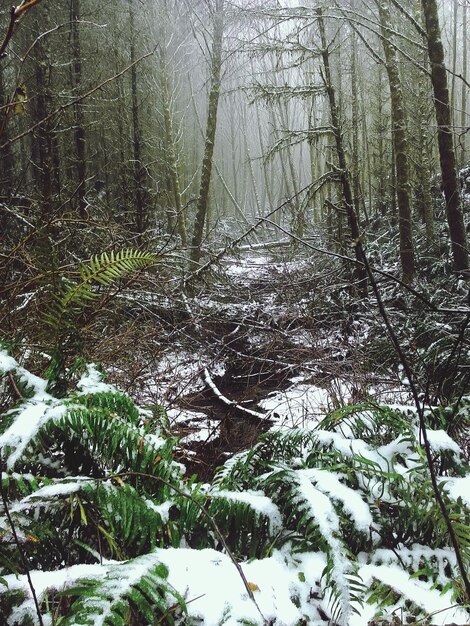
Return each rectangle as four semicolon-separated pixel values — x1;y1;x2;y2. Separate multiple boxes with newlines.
378;0;415;284
460;1;468;166
421;0;468;272
190;0;224;268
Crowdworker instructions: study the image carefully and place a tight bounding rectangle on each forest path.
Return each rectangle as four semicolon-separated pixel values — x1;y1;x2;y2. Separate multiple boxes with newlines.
116;247;410;480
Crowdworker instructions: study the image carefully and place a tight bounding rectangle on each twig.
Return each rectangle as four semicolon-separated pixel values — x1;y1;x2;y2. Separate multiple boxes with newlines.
0;8;16;59
0;458;44;626
203;367;268;420
8;372;24;400
0;1;43;58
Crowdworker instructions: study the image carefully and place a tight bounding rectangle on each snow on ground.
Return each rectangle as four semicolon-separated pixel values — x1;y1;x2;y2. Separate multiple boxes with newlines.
258;375;412;429
167;407;217;443
156;547;326;626
259;381;331;428
6;545;468;626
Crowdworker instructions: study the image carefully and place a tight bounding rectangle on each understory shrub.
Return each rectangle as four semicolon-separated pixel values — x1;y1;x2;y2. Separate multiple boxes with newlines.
0;349;469;625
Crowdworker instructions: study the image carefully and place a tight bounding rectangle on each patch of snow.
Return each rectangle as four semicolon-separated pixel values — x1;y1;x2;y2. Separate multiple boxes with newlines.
356;563;469;625
259;383;330;428
416;426;462;456
168;407;216;443
306;468;373;533
77;364;115;394
156;546;317;626
441;475;470;506
0;402;67;470
12;478;93;511
0;350;17;373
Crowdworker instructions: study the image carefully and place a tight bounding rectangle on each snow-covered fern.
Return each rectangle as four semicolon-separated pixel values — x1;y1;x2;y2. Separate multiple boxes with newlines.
1;350;469;626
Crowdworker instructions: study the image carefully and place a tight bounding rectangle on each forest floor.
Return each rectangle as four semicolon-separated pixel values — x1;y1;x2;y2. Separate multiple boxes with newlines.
103;245;413;481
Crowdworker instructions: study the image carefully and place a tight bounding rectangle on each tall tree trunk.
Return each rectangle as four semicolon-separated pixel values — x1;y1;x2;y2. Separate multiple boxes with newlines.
159;43;187;246
378;0;415;284
279;99;303;236
32;19;53;217
374;65;388;217
460;1;468;166
451;0;458;124
70;0;87;219
129;0;145;241
317;8;367;296
0;63;13;199
350;29;361;218
421;0;468;272
414;35;435;244
190;0;224;268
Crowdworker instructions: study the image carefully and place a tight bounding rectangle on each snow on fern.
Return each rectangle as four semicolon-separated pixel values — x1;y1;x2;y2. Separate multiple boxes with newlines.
0;354;469;626
76;363;116;394
356;563;469;626
287;468;354;625
209;489;283;534
306;468;373;533
442;475;470;505
0;401;67;470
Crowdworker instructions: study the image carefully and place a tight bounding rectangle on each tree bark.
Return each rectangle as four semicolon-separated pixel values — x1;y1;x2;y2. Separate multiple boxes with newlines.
460;1;468;166
421;0;468;272
378;0;415;284
190;0;224;268
0;63;13;199
70;0;87;219
129;0;145;241
317;8;367;296
159;44;187;246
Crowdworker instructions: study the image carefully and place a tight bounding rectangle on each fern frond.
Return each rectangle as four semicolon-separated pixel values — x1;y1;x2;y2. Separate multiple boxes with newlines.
213;429;317;489
259;467;360;625
318;401;414;445
74;390;142;427
43;248;157;333
3;478;179;560
40;406;183;494
1;555;186;626
60;556;185;626
202;489;282;557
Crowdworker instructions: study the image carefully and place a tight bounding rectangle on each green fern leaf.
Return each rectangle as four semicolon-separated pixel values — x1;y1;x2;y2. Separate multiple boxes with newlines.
43;248;157;333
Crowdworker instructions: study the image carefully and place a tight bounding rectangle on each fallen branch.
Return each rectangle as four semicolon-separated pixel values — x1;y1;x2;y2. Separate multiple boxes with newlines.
203;367;268;421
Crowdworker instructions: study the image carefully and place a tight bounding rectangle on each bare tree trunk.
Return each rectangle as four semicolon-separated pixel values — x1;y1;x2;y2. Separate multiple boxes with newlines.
421;0;468;272
0;63;13;199
317;8;367;296
32;17;54;218
159;43;187;246
190;0;224;268
129;0;145;241
70;0;87;219
414;39;435;244
460;1;468;166
350;30;361;218
378;0;415;284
